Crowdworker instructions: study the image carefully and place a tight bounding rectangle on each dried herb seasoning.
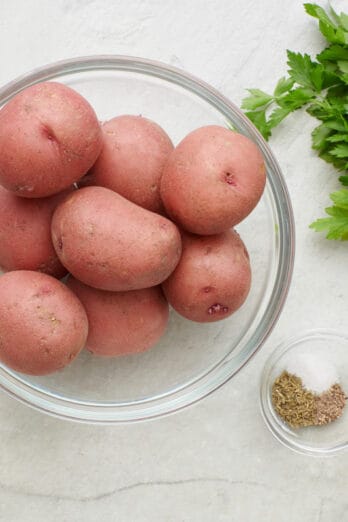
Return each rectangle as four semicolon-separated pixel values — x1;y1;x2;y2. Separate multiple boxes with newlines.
272;371;317;428
272;370;347;429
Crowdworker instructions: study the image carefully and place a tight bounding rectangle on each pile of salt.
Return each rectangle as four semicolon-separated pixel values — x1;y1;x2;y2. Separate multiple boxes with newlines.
285;351;339;393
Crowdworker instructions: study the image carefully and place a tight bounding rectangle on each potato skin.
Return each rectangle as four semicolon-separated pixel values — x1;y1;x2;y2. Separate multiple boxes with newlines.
162;230;251;323
0;81;102;198
0;271;88;375
0;186;73;278
160;126;266;235
51;186;182;291
67;277;169;356
85;115;173;212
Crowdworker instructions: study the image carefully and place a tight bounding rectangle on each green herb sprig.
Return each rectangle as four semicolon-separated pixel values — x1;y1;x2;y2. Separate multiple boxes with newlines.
241;3;348;240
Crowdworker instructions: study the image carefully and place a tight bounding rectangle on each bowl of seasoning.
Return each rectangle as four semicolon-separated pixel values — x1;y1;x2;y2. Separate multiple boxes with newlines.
260;329;348;456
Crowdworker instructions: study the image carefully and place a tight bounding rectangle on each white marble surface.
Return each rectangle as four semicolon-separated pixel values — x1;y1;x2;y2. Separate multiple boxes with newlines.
0;1;347;520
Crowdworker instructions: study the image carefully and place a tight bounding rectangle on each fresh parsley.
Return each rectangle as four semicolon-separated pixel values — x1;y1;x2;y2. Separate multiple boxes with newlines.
310;190;348;240
241;3;348;240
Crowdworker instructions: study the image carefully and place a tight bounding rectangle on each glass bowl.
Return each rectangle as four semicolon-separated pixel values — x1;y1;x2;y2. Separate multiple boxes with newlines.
260;330;348;456
0;56;294;423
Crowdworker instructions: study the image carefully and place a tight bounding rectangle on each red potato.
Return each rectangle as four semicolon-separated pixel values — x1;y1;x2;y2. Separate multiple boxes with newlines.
84;115;173;212
160;126;266;235
67;277;169;356
0;186;73;278
51;186;182;291
162;230;251;323
0;82;102;198
0;271;88;375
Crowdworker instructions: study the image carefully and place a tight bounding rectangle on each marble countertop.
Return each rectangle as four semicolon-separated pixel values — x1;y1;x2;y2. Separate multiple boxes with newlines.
0;1;347;520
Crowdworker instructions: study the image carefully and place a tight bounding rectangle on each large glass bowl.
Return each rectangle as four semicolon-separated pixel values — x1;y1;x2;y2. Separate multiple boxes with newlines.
0;56;294;423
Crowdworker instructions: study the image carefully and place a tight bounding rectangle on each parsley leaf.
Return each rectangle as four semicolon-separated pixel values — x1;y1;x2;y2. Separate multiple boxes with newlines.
287;51;324;91
273;77;295;97
330;189;348;208
326;133;348;143
277;87;314;110
339;13;348;32
268;107;292;128
329;143;348;158
241;89;273;110
304;3;337;28
339;175;348;185
323;119;347;132
337;60;348;74
317;44;348;63
244;110;272;140
305;3;348;45
310;190;348;239
311;124;332;150
310;215;348;240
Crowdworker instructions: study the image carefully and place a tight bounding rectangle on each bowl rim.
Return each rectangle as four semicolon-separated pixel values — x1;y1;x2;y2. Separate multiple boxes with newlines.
0;55;295;423
260;328;348;456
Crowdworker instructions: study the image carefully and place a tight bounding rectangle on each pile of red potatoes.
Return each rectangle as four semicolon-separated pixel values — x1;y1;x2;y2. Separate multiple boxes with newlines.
0;82;266;376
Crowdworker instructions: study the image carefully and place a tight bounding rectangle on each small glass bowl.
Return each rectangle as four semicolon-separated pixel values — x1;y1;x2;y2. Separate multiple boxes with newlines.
260;329;348;456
